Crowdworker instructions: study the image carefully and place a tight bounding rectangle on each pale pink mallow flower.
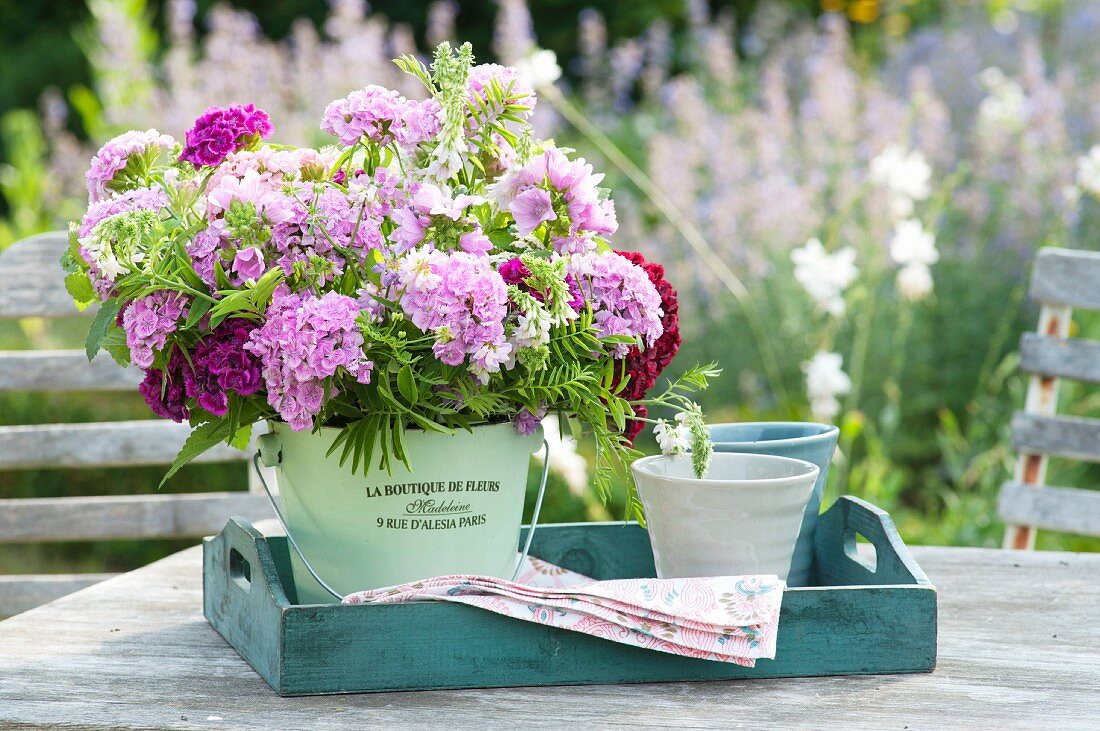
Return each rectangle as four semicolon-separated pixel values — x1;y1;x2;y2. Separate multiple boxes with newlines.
510;187;556;235
459;227;493;255
232;246;266;281
412;184;485;220
206;169;294;224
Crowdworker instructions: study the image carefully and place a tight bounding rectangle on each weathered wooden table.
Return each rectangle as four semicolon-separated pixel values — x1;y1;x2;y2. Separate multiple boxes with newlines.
0;544;1097;730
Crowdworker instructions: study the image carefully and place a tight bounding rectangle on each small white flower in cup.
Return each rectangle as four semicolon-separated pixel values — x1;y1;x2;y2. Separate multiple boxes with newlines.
652;403;713;479
654;418;691;455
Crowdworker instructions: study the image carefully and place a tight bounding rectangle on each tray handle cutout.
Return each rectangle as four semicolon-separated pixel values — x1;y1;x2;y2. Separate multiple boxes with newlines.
843;530;877;573
229;548;252;592
815;496;930;586
209;517;294;607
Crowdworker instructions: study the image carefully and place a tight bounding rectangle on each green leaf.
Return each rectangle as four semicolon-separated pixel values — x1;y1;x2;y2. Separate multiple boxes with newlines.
406;410;451;433
185;297;213;328
228;424;253;451
64;272;96;311
158;420;231;488
397;364;419;403
100;328;131;367
85;298;122;361
214;260;232;290
488;230;514;249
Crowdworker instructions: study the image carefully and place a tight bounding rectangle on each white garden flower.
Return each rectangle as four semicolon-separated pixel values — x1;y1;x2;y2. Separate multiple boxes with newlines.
869;145;932;219
977;67;1028;134
888;219;939;267
399;247;441;289
534;414;589;496
803;351;851;421
514;49;562;91
790;238;859;317
896;263;934;301
654;418;691;455
1076;146;1100;197
514;307;552;348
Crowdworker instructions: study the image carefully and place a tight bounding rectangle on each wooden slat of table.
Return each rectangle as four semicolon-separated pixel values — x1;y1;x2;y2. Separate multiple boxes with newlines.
1;545;1098;730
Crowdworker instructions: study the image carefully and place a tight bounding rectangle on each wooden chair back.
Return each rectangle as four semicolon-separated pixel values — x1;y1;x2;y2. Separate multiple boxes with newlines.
999;247;1100;548
0;232;271;616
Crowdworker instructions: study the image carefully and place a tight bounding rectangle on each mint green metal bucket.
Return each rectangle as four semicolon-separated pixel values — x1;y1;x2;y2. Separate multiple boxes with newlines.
255;421;546;604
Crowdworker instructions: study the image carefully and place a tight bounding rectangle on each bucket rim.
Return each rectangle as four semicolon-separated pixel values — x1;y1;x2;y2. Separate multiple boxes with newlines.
268;418;528;437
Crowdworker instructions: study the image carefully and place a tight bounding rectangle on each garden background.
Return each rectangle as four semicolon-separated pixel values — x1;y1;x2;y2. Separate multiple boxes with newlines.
2;0;1099;578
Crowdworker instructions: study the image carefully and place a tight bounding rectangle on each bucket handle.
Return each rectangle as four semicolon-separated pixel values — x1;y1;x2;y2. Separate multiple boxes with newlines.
251;434;553;601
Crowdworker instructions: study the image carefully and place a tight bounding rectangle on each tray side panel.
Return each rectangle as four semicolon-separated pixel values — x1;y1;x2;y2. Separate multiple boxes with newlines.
203;519;288;692
275;584;937;695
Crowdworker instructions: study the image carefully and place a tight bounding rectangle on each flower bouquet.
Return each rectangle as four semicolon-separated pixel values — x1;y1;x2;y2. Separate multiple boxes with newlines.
64;43;714;591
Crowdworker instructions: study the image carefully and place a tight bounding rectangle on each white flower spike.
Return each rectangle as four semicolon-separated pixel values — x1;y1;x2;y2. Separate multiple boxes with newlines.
790;238;859;318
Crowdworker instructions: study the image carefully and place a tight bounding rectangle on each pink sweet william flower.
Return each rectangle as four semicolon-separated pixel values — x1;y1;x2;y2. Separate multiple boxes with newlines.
180;104;273;168
567;251;664;357
398;249;511;382
510;187;556;235
321;87;440;149
122;291;189;369
86;129;176;202
245;290;373;431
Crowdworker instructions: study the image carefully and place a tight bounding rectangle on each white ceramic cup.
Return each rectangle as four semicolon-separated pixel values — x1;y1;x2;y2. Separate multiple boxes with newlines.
631;452;820;582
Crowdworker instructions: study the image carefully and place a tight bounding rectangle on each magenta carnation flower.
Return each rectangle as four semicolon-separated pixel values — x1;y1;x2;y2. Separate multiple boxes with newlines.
185;321;264;416
499;258;531;286
138;351;190;423
180;104;273;168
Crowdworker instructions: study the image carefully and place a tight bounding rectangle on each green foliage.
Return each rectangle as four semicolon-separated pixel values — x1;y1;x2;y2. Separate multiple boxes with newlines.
85;298;121;360
0;110;53;249
159;398;264;487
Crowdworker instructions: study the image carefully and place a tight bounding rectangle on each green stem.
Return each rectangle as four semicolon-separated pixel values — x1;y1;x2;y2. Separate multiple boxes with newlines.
149;274;218;304
844;283;875;414
545;86;792;414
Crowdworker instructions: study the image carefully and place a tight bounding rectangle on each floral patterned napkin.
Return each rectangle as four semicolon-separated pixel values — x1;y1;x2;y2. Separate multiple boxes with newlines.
342;556;784;666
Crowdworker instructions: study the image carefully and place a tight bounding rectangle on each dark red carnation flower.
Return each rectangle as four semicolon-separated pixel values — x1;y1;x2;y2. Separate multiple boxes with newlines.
612;250;681;443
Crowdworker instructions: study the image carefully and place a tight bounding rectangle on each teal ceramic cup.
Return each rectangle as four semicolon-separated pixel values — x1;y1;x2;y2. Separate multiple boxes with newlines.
708;422;840;587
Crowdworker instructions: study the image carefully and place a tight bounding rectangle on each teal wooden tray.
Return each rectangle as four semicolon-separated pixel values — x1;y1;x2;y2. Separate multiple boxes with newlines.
203;496;936;696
